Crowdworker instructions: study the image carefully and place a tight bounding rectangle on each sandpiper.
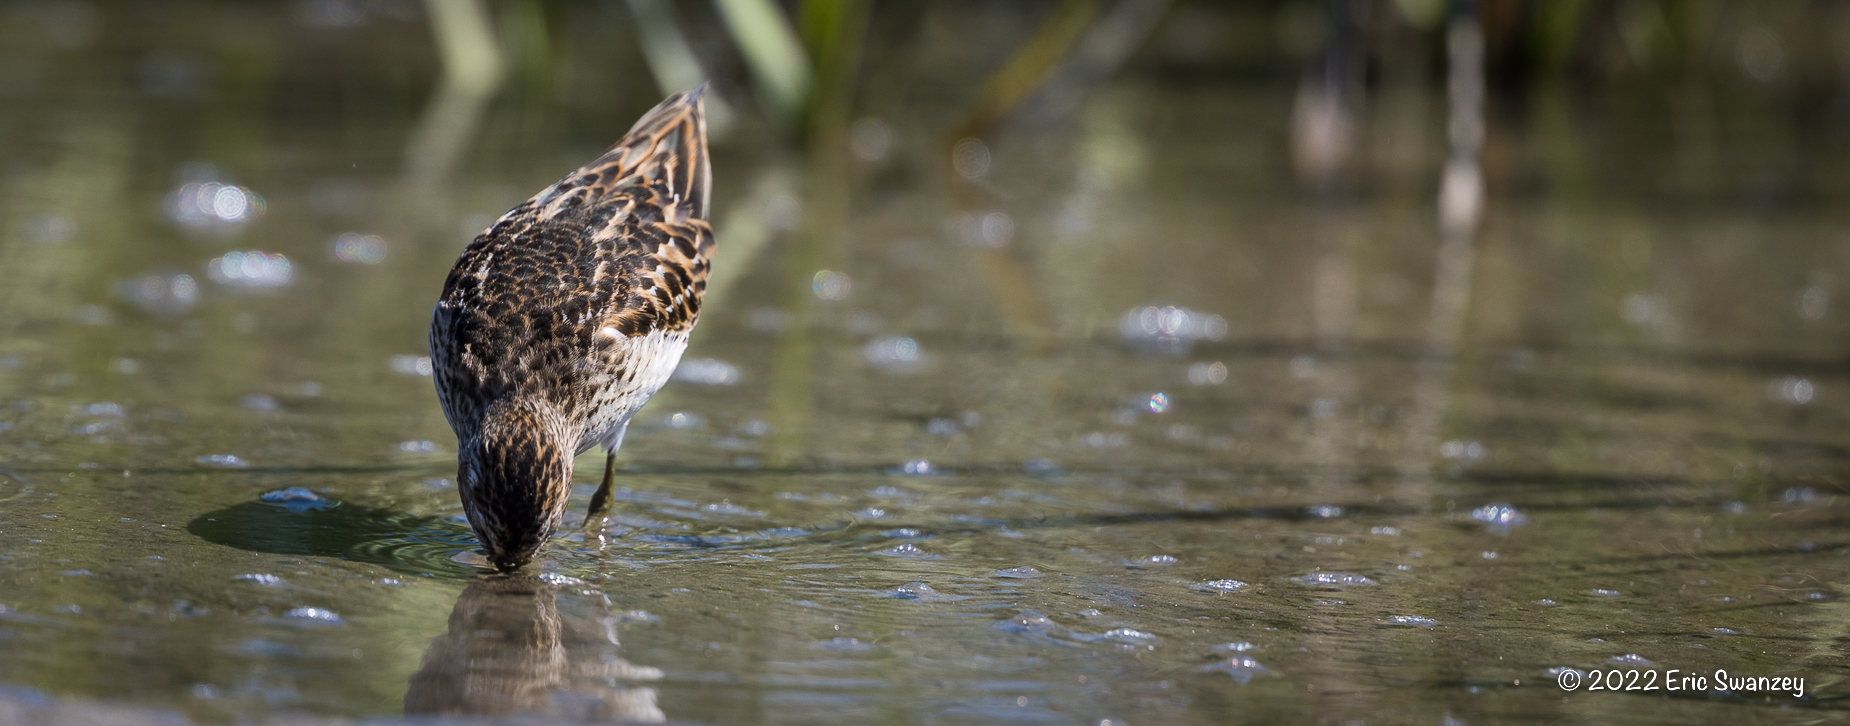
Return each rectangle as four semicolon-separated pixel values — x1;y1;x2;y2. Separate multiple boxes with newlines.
430;88;713;571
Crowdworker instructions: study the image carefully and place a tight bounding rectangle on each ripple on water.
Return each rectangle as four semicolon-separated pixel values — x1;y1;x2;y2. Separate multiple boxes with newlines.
878;544;935;558
1100;627;1157;644
1200;656;1269;684
1291;572;1376;588
812;637;874;652
993;611;1060;636
887;582;964;601
259;487;333;513
994;566;1041;578
278;607;343;626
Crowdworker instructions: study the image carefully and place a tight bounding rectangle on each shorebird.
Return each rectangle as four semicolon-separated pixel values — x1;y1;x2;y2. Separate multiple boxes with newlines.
430;88;712;571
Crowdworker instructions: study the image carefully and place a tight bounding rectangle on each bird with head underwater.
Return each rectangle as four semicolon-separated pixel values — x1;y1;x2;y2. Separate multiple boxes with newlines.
430;87;713;571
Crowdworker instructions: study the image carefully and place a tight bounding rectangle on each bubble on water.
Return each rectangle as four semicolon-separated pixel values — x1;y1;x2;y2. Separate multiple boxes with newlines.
812;637;873;652
812;270;851;301
994;566;1042;579
166;180;265;228
375;579;404;587
854;508;888;519
1291;573;1375;588
1188;361;1228;385
895;460;935;475
1468;503;1526;531
1214;641;1258;653
992;611;1058;635
1722;501;1748;515
1308;505;1343;518
281;607;344;625
234;573;285;587
331;233;387;264
1586;588;1623;598
878;543;934;558
848;117;894;162
1132;554;1178;567
207;251;292;288
1797;285;1829;320
1146;392;1169;413
196;454;247;468
951;137;991;180
1119;305;1227;355
672;358;741;385
118;271;200;315
1192;579;1249;593
1610;654;1654;666
1370;526;1400;536
1440;439;1486;460
1712;627;1739;635
398;440;437;453
1535;599;1557;606
864;336;922;369
1309;398;1336;418
389;355;433;376
1782;487;1818;503
1200;656;1269;684
1388;615;1437;627
537;573;586;586
1770;376;1815;405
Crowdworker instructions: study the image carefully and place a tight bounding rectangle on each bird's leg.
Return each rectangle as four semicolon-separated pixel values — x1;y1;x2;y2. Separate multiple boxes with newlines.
585;451;617;531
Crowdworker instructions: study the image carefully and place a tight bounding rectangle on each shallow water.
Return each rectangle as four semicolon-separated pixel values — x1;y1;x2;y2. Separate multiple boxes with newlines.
4;3;1850;725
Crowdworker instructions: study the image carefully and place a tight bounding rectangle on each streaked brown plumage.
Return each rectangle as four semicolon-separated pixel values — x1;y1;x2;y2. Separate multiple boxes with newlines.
431;88;713;571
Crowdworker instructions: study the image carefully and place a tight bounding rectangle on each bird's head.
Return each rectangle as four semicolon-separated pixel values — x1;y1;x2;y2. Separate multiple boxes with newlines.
457;400;576;571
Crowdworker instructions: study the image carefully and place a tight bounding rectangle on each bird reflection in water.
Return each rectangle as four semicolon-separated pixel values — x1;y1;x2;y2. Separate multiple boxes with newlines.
405;574;665;722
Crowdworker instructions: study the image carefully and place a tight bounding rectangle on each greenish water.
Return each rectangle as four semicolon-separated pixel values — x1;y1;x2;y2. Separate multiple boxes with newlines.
4;2;1850;724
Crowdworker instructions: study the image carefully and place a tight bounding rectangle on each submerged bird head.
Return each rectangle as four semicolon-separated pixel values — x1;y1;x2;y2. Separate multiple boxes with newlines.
457;400;577;571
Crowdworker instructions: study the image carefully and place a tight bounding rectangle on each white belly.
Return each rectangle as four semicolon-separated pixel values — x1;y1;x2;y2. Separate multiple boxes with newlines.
578;327;689;454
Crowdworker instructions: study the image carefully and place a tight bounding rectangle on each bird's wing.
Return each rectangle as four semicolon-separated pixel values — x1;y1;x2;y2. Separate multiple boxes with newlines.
431;88;714;432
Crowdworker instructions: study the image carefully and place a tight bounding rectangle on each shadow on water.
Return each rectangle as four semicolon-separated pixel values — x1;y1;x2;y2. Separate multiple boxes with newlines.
186;498;482;579
405;574;665;723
